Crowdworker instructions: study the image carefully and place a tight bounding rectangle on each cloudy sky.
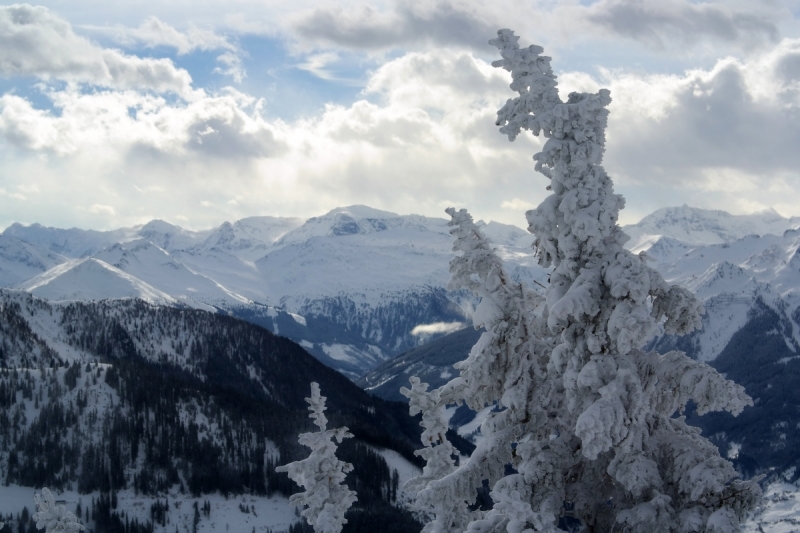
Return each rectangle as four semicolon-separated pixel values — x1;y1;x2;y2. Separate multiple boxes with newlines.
0;0;798;231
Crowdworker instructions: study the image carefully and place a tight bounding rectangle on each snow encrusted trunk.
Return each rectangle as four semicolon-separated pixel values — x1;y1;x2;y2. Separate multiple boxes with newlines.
276;383;357;533
405;30;760;533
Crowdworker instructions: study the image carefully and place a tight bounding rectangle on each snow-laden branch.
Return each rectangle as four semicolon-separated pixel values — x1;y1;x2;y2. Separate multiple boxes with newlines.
33;488;85;533
401;377;475;533
276;382;357;533
406;29;761;533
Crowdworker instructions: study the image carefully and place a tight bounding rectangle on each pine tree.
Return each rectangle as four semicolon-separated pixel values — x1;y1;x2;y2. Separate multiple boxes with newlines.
33;488;85;532
277;382;357;533
401;377;475;533
405;29;761;533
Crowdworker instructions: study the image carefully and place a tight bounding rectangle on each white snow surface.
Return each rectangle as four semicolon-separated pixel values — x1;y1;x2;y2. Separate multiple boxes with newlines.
743;482;800;533
0;484;298;533
18;258;178;305
0;234;67;286
92;239;252;307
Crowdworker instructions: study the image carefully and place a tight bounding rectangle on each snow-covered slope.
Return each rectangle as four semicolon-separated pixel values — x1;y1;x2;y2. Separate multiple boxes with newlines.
744;482;800;533
18;258;179;305
0;234;67;286
136;219;212;252
615;207;800;365
2;222;138;257
93;239;251;308
0;289;422;532
623;205;800;252
252;207;544;354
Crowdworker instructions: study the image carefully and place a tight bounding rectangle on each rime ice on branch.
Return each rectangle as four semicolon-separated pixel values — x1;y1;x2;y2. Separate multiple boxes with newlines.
405;29;760;533
401;376;475;533
277;382;357;533
33;488;85;533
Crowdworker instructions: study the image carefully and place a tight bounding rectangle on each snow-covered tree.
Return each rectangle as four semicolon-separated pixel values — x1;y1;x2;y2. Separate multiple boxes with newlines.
401;376;476;533
277;382;357;533
405;29;761;533
33;488;85;533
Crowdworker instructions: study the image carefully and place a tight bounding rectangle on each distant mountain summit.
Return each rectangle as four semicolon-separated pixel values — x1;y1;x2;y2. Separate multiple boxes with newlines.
623;205;800;251
0;233;67;285
20;258;178;305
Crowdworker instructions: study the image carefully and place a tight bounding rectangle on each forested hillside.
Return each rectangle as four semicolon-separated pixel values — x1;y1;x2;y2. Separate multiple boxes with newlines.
0;290;429;533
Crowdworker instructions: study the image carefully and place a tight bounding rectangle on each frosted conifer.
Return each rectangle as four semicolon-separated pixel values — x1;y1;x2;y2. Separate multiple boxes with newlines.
33;488;85;533
401;376;476;533
405;30;761;533
277;382;357;533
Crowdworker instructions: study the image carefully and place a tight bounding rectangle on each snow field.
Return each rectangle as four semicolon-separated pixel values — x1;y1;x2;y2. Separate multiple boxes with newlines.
0;484;299;533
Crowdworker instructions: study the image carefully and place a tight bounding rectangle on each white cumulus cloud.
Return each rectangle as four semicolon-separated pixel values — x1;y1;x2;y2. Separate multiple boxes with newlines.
3;30;800;231
0;5;196;97
88;203;116;216
84;16;236;55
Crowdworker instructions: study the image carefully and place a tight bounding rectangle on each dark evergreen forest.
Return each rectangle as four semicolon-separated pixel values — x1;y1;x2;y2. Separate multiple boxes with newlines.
0;294;449;533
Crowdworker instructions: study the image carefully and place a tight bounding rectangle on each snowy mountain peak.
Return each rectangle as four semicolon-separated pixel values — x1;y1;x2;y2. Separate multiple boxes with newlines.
331;213;365;236
0;234;67;285
18;257;178;304
750;206;784;220
190;216;304;261
137;219;209;251
624;205;800;251
635;236;695;264
203;221;236;248
325;205;400;220
94;238;174;268
688;261;761;300
139;219;183;234
2;221;135;258
478;221;533;247
274;207;401;247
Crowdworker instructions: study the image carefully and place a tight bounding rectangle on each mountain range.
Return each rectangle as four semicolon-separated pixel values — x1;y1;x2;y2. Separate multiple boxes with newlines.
4;204;800;378
3;204;800;531
1;206;543;378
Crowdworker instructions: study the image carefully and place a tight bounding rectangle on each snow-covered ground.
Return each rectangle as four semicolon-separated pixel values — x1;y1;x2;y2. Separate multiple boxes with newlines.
370;446;422;508
744;482;800;533
0;484;299;533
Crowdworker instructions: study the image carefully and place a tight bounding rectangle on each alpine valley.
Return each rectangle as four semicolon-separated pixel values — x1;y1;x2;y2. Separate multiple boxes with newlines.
4;204;800;531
